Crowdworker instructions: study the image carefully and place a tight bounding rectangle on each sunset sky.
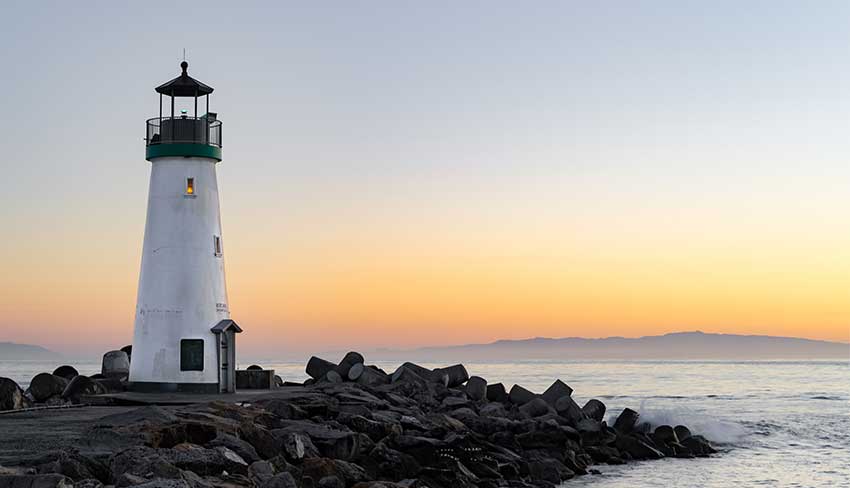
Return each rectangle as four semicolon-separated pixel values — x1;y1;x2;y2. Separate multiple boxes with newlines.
1;2;848;358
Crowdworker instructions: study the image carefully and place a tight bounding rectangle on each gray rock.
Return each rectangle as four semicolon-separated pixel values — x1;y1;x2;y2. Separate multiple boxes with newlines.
318;476;344;488
207;433;261;464
324;371;343;384
479;402;508;418
681;435;716;456
28;374;69;403
237;423;280;460
51;366;79;381
508;385;536;405
61;376;105;403
518;398;552;418
336;352;365;378
120;345;132;363
248;460;275;485
525;459;574;484
306;357;337;380
0;475;74;488
653;425;678;445
554;395;584;424
581;399;606;422
540;380;573;406
674;425;692;442
300;458;367;486
613;408;640;434
0;377;26;411
615;435;665;460
101;351;130;377
465;376;487;402
432;365;469;388
485;383;508;403
350;365;388;387
262;472;297;488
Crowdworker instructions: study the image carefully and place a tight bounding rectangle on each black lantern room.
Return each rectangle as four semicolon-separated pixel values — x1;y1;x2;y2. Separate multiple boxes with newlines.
145;61;222;161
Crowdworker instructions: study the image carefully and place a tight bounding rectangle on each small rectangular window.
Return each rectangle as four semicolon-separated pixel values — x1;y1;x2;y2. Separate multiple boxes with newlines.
186;178;195;195
213;235;222;257
180;339;204;371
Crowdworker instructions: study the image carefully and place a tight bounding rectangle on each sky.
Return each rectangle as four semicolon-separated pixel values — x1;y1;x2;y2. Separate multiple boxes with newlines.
0;2;848;358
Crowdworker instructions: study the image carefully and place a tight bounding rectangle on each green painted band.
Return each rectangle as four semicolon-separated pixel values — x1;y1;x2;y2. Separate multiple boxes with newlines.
146;143;222;161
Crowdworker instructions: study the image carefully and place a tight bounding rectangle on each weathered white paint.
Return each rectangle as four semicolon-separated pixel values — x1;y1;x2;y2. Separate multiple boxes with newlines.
129;156;230;387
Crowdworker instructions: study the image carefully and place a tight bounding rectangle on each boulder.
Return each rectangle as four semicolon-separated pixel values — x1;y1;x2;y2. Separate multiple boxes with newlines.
0;377;25;411
432;364;469;388
28;373;69;402
540;380;573;406
554;395;584;424
318;476;344;488
165;444;248;476
0;475;74;488
262;472;297;488
518;398;552;418
277;431;320;462
613;408;640;434
349;364;389;387
393;362;435;381
61;375;105;402
300;458;367;487
525;459;574;484
51;366;79;381
101;351;130;377
465;376;487;402
274;375;285;388
653;425;678;445
207;433;261;464
336;352;365;378
479;402;508;418
238;422;280;460
508;384;536;405
306;357;337;380
581;399;606;422
486;383;509;403
674;425;692;442
680;435;716;456
120;345;132;363
324;371;343;384
247;365;264;371
615;435;665;460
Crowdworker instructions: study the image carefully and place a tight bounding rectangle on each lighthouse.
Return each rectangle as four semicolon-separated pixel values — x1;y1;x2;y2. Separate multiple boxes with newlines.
129;61;241;393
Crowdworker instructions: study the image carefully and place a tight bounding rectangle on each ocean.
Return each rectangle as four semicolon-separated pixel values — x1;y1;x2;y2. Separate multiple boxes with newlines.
1;359;848;487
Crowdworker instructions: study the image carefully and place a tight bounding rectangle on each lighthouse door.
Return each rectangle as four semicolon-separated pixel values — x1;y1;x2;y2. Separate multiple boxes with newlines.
219;332;231;393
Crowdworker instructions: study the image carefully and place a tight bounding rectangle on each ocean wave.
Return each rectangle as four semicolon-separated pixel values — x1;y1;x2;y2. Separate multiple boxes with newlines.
624;400;749;446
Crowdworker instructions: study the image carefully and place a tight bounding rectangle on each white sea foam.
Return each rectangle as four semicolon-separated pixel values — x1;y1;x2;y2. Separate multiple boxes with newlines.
634;399;749;445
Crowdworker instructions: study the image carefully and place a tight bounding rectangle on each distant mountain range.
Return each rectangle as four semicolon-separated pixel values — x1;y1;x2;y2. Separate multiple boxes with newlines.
366;331;849;361
0;342;60;360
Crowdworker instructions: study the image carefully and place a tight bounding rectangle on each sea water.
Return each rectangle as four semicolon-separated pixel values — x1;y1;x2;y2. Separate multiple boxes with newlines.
1;359;847;487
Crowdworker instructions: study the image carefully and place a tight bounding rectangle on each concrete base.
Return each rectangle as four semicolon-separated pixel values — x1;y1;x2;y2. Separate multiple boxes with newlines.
128;382;220;394
235;370;275;390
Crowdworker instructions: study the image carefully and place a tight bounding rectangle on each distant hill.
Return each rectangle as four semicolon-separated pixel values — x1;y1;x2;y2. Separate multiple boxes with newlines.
367;331;849;361
0;342;60;360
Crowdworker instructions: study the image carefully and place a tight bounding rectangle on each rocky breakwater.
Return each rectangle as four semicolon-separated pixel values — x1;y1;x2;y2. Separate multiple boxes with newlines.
0;349;132;413
0;353;716;488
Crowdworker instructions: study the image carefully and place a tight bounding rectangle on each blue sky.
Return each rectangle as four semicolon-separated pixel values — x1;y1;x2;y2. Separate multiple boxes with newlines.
1;2;847;355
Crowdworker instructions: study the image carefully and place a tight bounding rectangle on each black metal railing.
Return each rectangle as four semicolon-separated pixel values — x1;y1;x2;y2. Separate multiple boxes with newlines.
146;116;222;147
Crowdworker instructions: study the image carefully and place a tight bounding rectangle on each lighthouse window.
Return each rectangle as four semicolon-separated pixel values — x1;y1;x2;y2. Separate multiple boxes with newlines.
186;178;195;195
180;339;204;371
213;235;222;257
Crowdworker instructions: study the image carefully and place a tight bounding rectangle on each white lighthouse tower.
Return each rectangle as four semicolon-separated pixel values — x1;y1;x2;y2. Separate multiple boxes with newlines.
129;61;241;393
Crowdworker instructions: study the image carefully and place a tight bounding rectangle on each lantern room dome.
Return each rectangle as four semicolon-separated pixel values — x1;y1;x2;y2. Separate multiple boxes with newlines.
155;61;214;97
